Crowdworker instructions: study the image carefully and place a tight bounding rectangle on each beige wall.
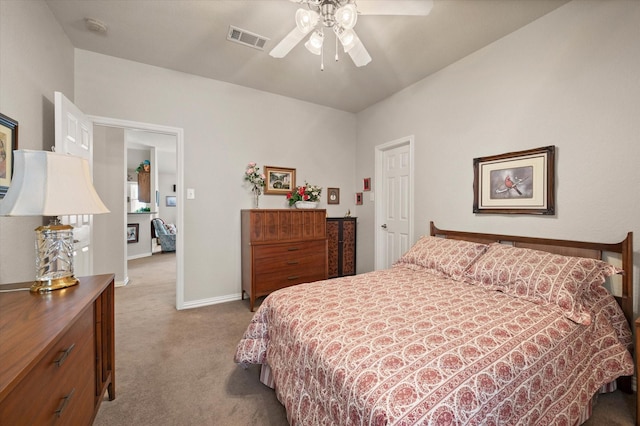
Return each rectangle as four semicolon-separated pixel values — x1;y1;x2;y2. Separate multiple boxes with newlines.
355;0;640;311
0;0;74;283
73;50;358;303
93;125;126;283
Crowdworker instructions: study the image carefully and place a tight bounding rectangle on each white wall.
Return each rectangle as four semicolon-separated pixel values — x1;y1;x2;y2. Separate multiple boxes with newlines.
0;0;74;283
356;0;640;309
74;50;358;303
93;125;126;284
158;171;177;225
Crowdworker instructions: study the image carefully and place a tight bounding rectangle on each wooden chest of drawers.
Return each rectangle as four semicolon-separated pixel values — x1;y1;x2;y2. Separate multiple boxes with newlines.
241;209;328;311
327;217;357;278
0;274;115;425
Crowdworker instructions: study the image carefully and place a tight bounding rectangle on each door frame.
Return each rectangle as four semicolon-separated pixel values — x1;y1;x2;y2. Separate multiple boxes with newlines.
88;115;186;310
374;135;415;270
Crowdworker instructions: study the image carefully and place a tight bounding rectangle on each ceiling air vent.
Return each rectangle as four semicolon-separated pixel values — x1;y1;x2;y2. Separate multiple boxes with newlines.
227;26;269;51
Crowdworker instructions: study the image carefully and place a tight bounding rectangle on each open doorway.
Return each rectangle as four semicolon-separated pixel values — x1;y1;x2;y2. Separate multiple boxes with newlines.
91;116;185;310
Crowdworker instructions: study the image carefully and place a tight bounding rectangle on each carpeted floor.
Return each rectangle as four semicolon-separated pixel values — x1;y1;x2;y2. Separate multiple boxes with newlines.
94;253;635;425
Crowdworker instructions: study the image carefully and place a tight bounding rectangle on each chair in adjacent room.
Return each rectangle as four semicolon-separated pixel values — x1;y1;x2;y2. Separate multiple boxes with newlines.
151;218;176;252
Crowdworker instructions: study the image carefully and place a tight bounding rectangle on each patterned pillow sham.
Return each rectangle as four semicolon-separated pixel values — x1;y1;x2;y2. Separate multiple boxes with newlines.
394;236;488;279
465;243;620;325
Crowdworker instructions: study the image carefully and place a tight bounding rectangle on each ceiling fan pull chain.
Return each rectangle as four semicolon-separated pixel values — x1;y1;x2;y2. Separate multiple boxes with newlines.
320;28;325;71
335;33;339;62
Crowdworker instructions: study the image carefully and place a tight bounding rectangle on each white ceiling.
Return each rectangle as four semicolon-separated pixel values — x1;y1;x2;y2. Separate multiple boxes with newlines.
45;0;570;113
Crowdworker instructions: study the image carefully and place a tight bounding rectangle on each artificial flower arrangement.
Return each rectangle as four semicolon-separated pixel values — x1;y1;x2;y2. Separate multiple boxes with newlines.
244;162;265;195
287;182;322;206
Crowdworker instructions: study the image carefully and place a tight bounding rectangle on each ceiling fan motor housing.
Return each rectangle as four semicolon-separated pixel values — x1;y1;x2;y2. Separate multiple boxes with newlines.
320;2;338;27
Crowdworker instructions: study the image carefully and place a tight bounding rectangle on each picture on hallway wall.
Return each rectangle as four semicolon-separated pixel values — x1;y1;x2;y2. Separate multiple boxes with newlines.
473;146;555;215
127;224;139;243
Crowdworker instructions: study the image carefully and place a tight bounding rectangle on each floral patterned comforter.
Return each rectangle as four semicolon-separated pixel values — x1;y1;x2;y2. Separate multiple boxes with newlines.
234;265;633;425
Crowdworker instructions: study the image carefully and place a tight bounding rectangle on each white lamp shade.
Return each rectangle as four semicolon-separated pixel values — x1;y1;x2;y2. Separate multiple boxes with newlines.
0;150;110;216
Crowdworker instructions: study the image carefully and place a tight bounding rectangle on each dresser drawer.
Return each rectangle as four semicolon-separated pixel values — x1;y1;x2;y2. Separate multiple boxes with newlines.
255;249;325;274
253;240;325;262
254;265;327;294
0;307;96;425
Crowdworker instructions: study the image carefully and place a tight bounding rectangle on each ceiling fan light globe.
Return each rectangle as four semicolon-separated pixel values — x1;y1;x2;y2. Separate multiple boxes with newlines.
295;9;319;33
304;40;322;55
335;3;357;29
305;30;324;55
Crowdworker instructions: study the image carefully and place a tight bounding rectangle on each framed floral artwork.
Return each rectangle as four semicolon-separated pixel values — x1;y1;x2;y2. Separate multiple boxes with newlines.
264;166;295;195
473;145;555;215
0;112;18;199
355;192;363;205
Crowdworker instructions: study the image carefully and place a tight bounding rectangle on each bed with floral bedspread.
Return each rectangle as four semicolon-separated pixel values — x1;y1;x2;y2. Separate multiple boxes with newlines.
235;235;634;425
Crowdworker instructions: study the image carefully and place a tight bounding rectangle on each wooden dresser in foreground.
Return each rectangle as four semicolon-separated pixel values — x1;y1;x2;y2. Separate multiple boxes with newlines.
0;274;115;425
241;209;328;311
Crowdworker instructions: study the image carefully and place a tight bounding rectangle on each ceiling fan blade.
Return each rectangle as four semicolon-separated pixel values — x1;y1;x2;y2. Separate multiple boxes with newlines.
347;39;372;67
269;26;309;58
357;0;434;16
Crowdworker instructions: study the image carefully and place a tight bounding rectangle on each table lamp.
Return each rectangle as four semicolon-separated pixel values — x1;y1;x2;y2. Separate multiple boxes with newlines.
0;149;110;292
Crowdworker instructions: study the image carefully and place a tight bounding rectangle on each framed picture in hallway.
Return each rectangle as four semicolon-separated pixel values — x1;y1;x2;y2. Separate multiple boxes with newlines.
127;224;139;243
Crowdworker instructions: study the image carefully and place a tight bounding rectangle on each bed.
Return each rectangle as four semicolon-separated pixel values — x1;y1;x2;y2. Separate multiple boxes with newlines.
235;222;634;425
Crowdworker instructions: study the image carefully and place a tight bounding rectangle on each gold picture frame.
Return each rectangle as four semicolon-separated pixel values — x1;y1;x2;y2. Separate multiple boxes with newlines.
473;145;555;215
0;112;18;199
264;166;296;195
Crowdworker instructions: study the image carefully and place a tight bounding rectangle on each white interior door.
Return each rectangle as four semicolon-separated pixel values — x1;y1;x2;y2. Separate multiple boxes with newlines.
55;91;94;277
375;138;413;270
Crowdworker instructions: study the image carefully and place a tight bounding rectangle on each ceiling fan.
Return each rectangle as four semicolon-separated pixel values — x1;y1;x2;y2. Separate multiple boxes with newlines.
270;0;434;68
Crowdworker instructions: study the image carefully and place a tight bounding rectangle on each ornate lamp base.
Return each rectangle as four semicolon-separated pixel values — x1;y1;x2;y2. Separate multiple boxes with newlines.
32;220;78;293
30;276;79;293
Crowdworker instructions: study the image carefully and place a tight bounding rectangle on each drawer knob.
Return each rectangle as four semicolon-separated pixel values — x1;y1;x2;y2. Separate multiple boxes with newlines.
55;388;75;418
54;343;75;368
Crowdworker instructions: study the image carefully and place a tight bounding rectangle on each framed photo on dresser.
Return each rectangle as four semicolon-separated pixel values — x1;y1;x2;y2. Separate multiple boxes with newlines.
264;166;296;195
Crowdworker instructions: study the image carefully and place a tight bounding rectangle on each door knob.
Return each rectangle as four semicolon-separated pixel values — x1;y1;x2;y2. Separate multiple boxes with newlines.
381;224;387;229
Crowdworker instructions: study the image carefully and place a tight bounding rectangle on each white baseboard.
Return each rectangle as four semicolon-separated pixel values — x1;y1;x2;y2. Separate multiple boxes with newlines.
127;253;152;260
180;293;243;310
115;276;129;287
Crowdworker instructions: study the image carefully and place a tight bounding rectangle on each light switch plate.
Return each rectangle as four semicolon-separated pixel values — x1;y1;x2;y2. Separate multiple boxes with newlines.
187;188;195;199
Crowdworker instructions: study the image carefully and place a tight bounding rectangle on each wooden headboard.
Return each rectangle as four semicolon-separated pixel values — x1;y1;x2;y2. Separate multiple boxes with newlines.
430;222;634;327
